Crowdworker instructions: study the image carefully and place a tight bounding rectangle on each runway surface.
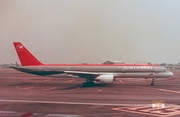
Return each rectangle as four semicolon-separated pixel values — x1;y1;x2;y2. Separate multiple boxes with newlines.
0;68;180;117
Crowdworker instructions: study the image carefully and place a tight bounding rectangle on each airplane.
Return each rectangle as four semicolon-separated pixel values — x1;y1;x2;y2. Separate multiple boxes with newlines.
13;42;173;86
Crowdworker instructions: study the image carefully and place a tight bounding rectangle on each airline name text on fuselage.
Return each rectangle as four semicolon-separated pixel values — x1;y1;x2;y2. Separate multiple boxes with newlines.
118;66;154;70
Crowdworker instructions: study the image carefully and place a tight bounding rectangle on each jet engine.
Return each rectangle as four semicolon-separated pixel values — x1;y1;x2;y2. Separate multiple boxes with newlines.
95;74;114;84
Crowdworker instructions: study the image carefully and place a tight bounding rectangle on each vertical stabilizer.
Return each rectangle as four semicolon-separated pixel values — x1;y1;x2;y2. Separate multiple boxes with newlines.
13;42;43;66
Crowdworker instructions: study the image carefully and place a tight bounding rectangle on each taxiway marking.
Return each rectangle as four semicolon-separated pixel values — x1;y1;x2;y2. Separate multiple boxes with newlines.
157;88;180;94
70;87;80;91
0;99;150;106
112;107;162;117
65;79;74;82
112;105;180;117
16;86;34;90
33;79;51;83
44;87;57;91
16;86;22;90
42;79;51;82
0;111;80;117
98;89;102;92
60;79;75;83
0;111;16;114
119;80;124;84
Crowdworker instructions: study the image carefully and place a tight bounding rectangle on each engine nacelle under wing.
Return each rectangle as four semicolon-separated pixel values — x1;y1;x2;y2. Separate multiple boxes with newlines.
95;74;114;84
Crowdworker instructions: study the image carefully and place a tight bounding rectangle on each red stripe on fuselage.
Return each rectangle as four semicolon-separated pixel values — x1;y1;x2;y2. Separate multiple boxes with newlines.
32;64;159;67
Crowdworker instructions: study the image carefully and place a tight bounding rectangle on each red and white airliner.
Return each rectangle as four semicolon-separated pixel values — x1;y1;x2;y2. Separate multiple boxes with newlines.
13;42;173;86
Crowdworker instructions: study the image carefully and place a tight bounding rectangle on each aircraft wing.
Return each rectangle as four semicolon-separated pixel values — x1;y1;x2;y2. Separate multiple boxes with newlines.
64;71;100;78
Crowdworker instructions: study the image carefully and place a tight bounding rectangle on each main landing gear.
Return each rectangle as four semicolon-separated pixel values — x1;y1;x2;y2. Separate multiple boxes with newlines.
83;78;94;87
151;78;155;86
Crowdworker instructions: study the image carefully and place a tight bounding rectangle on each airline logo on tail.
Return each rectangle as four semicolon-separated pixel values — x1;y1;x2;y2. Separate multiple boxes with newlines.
16;44;24;51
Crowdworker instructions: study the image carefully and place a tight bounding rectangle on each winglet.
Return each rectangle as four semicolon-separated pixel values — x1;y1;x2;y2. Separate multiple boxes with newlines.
13;42;43;66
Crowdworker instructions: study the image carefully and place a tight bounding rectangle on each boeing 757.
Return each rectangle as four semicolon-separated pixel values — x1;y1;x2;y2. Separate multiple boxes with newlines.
13;42;173;86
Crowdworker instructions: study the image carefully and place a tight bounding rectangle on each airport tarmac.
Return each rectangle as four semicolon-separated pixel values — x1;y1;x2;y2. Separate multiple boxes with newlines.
0;68;180;117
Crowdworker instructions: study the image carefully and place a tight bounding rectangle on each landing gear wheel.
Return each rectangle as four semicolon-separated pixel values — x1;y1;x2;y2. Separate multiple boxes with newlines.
151;83;154;86
151;78;155;86
83;82;94;87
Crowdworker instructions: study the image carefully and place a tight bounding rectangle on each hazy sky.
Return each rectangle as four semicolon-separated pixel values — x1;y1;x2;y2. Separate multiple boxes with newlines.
1;0;180;64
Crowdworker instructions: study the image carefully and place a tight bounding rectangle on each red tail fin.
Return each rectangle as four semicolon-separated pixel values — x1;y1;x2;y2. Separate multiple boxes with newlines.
13;42;43;66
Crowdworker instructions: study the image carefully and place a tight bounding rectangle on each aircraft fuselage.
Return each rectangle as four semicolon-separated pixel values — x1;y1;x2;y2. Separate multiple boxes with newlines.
16;64;173;78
